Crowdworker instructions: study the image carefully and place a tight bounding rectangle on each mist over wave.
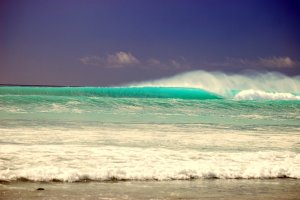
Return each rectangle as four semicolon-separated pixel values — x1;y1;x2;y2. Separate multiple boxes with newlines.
131;70;300;100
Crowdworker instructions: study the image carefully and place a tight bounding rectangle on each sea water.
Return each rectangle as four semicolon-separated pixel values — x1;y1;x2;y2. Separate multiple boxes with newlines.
0;71;300;182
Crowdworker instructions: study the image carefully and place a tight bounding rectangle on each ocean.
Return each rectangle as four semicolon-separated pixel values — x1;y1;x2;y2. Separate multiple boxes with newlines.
0;71;300;199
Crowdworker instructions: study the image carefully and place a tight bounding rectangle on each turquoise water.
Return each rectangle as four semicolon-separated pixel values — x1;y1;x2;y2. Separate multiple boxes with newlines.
0;86;299;127
0;86;221;99
0;71;300;181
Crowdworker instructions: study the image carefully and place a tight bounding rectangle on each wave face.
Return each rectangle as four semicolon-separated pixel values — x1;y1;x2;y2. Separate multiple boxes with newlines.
0;86;221;100
0;71;300;182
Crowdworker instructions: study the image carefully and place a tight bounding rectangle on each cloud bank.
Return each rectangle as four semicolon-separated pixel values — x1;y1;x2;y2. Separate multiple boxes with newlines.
107;52;140;67
223;56;297;68
80;52;297;71
80;51;189;70
80;51;139;68
258;57;295;68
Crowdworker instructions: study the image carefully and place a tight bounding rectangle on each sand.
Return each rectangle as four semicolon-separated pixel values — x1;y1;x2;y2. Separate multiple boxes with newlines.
1;179;300;200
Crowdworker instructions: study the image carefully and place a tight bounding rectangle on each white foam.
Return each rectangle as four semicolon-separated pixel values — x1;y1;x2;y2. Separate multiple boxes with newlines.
234;89;300;100
38;103;83;113
1;146;299;182
1;125;299;182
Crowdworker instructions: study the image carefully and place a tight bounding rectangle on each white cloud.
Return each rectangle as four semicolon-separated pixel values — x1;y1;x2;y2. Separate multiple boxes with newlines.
80;52;191;70
107;51;140;67
147;58;161;66
170;59;187;69
80;51;139;68
170;59;181;68
213;56;298;68
146;58;190;70
169;59;191;70
79;56;103;66
258;57;295;68
146;58;170;69
80;53;298;71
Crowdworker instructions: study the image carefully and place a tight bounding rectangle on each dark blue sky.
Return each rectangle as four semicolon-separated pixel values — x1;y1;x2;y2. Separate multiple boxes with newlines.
1;0;299;86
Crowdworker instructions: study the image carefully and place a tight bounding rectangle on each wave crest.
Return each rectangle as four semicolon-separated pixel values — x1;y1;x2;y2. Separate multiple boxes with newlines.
132;70;300;100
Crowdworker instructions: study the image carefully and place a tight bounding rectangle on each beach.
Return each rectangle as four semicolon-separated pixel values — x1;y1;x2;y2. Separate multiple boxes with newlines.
1;179;300;200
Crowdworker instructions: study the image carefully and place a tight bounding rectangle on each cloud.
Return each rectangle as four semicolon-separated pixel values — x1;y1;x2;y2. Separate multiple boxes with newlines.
80;51;190;71
169;58;191;70
170;59;182;69
146;58;190;70
80;53;297;71
107;51;140;67
147;58;161;66
80;51;139;68
213;56;298;69
258;57;296;68
79;56;103;66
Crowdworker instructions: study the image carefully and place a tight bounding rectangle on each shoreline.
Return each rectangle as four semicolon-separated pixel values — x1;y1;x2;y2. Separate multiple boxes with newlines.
1;179;300;200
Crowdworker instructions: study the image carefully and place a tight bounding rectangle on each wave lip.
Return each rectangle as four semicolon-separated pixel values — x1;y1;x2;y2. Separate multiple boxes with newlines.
234;89;300;100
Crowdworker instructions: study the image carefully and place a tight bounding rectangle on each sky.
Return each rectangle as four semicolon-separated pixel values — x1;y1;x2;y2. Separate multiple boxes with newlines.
0;0;300;86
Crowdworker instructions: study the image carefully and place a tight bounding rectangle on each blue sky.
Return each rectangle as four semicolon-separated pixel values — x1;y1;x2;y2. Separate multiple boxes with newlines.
0;0;299;86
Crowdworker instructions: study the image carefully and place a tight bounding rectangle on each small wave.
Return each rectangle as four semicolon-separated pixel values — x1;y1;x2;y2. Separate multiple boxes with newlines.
234;90;300;100
0;168;297;183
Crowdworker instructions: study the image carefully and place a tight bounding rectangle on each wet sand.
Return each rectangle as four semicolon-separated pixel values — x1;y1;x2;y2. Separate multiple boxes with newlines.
1;179;300;200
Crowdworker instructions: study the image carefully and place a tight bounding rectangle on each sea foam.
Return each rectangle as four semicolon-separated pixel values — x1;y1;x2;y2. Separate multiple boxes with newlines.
234;89;300;100
1;144;300;182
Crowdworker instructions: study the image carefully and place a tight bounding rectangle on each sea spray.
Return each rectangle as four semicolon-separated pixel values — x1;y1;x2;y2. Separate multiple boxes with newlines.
131;70;300;99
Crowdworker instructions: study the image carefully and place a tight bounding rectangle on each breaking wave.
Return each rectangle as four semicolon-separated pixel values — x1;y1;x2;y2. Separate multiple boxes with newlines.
132;70;300;100
1;70;299;100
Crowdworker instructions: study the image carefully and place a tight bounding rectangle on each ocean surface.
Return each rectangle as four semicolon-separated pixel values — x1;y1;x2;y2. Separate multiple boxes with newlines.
1;71;300;182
